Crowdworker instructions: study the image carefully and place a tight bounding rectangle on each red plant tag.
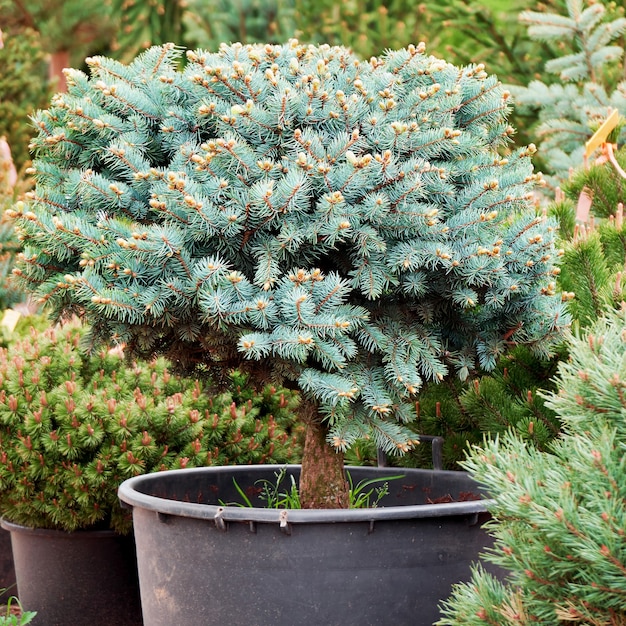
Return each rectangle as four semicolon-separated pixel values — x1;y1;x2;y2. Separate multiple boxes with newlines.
576;188;593;222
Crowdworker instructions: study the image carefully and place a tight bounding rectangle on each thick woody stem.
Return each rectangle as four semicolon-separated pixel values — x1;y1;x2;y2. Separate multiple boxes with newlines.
298;399;349;509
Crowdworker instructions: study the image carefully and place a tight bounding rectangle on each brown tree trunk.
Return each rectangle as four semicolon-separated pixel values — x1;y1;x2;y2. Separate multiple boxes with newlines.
49;50;69;93
298;399;349;509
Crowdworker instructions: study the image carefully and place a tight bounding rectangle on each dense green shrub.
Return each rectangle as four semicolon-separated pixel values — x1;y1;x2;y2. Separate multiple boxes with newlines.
0;24;50;170
563;144;626;220
184;0;295;50
0;318;302;533
438;311;626;625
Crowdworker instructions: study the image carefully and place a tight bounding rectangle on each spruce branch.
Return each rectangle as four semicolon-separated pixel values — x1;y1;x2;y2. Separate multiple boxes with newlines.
513;0;626;183
438;311;626;624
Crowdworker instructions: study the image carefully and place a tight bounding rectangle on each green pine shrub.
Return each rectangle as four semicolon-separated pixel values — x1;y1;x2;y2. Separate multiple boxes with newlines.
292;0;431;60
547;195;577;242
112;0;184;61
454;345;564;448
349;343;567;470
0;24;50;171
10;40;567;507
563;144;626;220
437;310;626;625
558;229;622;328
184;0;296;51
429;0;550;85
550;143;626;329
0;318;302;533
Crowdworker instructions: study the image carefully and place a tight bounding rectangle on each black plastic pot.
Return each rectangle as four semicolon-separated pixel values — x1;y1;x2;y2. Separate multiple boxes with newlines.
119;465;499;626
0;519;142;626
0;527;16;601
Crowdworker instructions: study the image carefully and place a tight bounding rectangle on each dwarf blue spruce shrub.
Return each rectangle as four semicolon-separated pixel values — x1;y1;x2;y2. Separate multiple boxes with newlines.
11;41;568;504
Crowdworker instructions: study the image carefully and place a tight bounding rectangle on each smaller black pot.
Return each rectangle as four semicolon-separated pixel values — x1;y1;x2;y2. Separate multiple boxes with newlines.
0;519;142;626
0;527;16;601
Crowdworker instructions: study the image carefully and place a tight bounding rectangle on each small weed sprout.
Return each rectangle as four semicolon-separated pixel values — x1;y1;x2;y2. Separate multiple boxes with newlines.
223;469;404;509
0;593;36;626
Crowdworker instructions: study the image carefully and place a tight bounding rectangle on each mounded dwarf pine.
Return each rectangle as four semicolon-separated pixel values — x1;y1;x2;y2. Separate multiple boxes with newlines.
0;320;301;533
438;312;626;624
12;40;567;507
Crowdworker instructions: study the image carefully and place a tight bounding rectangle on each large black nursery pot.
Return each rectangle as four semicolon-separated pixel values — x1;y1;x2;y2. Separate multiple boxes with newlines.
119;464;499;626
0;519;143;626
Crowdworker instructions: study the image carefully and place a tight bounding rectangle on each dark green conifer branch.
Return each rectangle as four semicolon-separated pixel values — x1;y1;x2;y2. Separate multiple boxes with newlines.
438;311;626;624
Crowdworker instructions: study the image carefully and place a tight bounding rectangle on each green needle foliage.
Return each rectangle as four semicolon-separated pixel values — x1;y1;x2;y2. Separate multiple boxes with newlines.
292;0;431;60
0;23;50;170
0;153;26;311
511;0;626;183
347;344;566;471
558;229;617;328
429;0;550;85
0;214;24;311
112;0;185;61
184;0;296;51
0;318;302;533
437;310;626;625
563;144;626;220
11;41;568;505
550;144;626;328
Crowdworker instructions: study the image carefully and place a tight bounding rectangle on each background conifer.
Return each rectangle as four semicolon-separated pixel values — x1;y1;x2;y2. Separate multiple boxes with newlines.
511;0;626;183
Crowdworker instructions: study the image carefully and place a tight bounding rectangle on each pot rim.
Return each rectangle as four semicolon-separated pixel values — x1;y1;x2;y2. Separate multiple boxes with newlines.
118;464;494;524
0;518;123;538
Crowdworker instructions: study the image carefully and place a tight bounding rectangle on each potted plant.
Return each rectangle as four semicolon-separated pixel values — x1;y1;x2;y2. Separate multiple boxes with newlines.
438;310;626;624
0;316;301;625
10;40;568;624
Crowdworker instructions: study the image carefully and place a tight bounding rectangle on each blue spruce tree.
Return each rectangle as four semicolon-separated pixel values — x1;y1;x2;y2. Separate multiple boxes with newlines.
11;41;568;507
